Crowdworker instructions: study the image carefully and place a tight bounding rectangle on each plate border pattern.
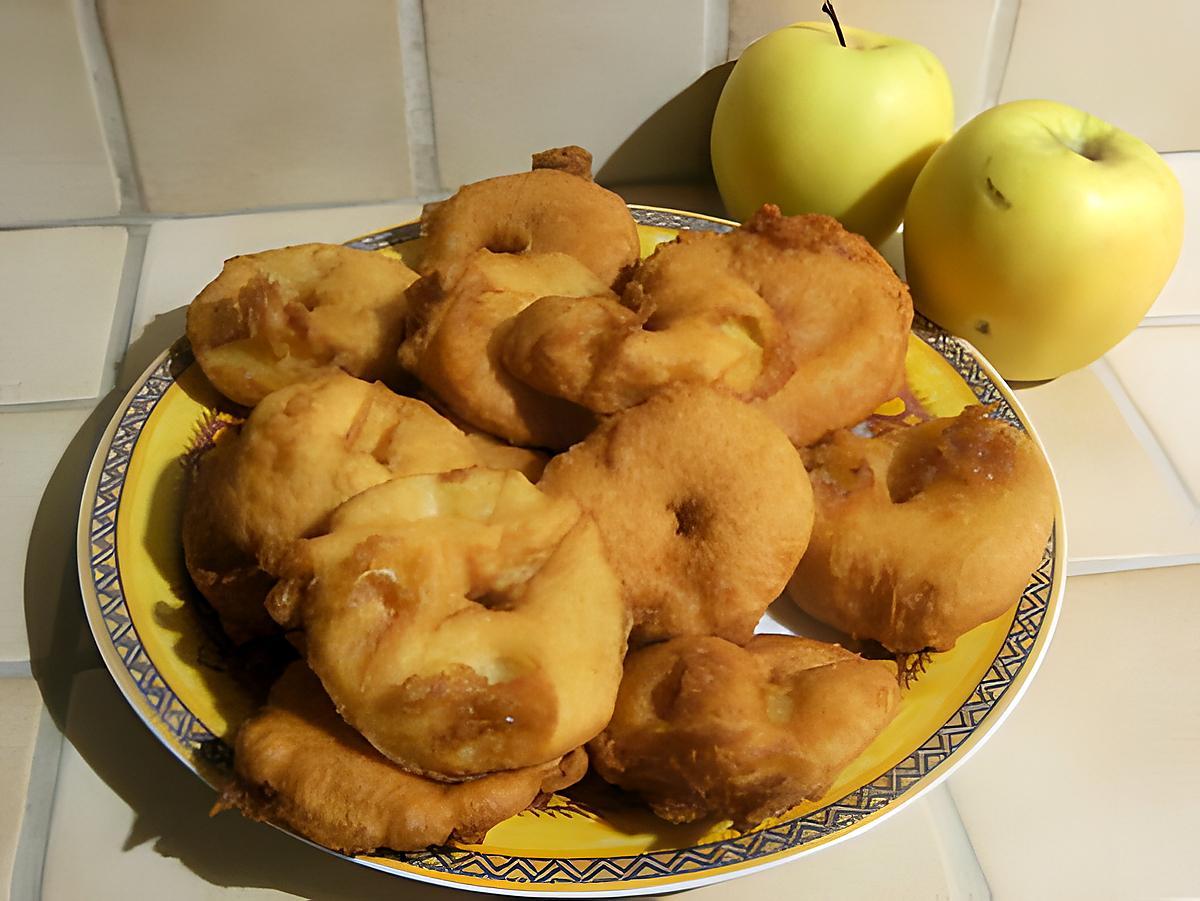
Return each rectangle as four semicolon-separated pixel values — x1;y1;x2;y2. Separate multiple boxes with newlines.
78;207;1062;892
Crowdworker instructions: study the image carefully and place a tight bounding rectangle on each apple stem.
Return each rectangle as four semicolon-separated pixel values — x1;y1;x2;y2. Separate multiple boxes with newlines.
821;2;847;47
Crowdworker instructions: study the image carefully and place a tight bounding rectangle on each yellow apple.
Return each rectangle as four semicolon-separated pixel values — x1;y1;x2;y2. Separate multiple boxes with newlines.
710;20;953;245
904;99;1184;381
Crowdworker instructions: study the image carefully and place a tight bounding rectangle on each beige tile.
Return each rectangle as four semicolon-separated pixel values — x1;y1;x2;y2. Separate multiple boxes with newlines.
728;0;1004;124
120;202;423;381
1148;152;1200;318
999;0;1200;152
43;668;984;899
0;679;46;894
0;407;97;664
1106;326;1200;503
0;0;119;223
0;227;128;404
1014;364;1200;571
685;786;987;900
425;0;716;188
948;565;1200;898
40;670;483;899
99;0;412;214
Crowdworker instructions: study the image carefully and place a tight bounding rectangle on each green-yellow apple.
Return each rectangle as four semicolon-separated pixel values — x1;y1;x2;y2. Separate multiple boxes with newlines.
903;99;1184;381
711;20;953;245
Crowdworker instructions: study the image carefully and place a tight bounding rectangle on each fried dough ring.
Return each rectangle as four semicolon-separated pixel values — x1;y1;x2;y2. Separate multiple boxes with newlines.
502;205;911;443
187;243;418;407
539;386;813;647
399;249;605;449
589;635;900;829
788;405;1055;652
419;146;639;289
217;662;587;853
269;468;628;779
182;372;481;642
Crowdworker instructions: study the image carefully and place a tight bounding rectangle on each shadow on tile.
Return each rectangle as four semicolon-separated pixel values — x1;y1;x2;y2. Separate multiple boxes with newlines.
61;670;463;899
596;62;733;187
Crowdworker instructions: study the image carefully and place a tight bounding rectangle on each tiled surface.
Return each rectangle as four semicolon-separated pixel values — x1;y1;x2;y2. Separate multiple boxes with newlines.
949;565;1200;898
98;0;412;214
1149;152;1200;318
728;0;1005;125
424;0;717;188
0;407;97;664
0;0;119;223
1106;326;1200;504
999;0;1200;152
43;672;983;900
0;228;128;405
121;202;423;381
0;679;46;895
1014;363;1200;572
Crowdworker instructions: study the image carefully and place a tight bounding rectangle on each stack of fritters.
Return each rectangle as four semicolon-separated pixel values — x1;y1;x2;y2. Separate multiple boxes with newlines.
182;145;1053;853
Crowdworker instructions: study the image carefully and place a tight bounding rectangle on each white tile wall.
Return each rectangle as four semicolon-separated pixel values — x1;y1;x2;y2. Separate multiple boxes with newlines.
0;228;128;405
1014;365;1200;572
999;0;1200;152
424;0;718;188
0;679;45;895
0;0;120;223
1106;326;1200;504
1149;153;1200;318
950;566;1200;898
98;0;413;214
0;407;97;664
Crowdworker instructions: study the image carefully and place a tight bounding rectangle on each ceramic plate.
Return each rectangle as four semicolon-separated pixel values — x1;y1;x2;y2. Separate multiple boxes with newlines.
77;207;1065;897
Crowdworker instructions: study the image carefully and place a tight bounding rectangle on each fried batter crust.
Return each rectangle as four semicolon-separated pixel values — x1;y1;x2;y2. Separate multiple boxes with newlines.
589;635;899;829
270;468;628;779
399;249;605;449
182;373;481;642
216;663;587;853
539;386;813;647
187;243;418;407
419;147;639;290
788;405;1055;652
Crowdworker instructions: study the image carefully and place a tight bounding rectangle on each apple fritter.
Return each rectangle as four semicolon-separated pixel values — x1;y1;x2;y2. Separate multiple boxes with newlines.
187;243;417;407
589;635;899;829
216;662;587;853
268;468;629;780
788;404;1055;652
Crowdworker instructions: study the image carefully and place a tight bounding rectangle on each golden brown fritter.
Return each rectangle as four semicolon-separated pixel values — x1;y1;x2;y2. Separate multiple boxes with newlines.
399;249;605;449
217;662;588;853
788;405;1055;652
419;146;639;290
743;206;912;446
268;468;629;780
187;243;418;407
182;373;482;642
589;635;899;829
539;386;813;647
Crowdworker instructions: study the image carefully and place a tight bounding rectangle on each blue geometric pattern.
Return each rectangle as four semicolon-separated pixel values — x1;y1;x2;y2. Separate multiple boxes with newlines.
80;211;1060;889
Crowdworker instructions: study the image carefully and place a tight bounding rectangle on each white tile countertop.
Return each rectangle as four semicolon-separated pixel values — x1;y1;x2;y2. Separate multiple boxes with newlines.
2;154;1198;899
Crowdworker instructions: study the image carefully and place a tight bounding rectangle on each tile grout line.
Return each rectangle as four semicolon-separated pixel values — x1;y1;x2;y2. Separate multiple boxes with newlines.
1093;357;1200;510
71;0;144;214
937;784;994;900
1068;553;1200;577
979;0;1021;112
98;225;150;396
705;0;731;69
396;0;441;196
9;706;66;901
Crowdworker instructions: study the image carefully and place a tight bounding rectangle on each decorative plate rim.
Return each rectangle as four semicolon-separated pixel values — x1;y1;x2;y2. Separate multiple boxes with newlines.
76;206;1067;897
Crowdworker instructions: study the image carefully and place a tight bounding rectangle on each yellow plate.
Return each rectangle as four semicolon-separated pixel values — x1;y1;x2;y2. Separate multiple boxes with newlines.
77;207;1065;897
